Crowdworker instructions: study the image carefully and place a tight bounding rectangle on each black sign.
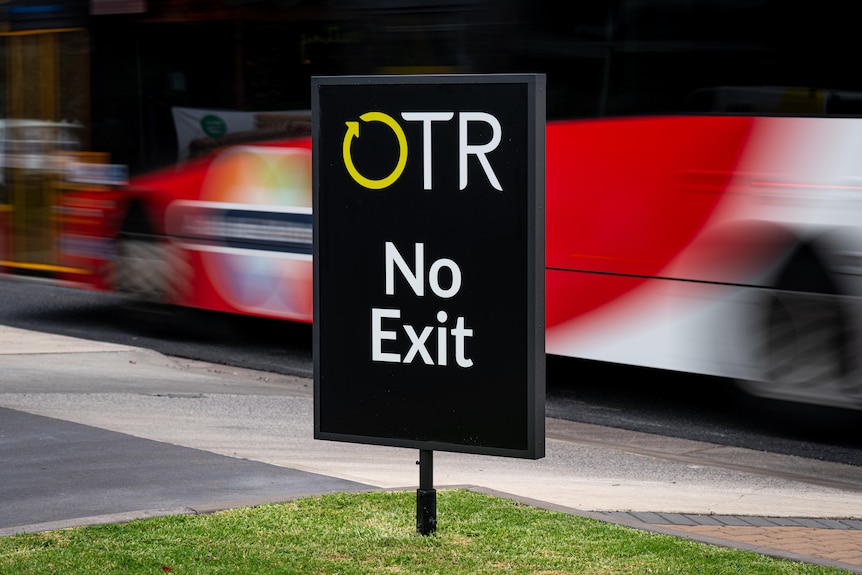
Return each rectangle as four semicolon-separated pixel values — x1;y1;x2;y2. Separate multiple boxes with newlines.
313;74;545;459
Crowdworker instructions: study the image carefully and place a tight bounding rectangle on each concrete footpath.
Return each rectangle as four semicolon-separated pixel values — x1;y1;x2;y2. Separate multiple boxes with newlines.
2;324;862;572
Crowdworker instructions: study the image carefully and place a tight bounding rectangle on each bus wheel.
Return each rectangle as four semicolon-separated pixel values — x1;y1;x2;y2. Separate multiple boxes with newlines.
763;290;848;391
747;242;861;407
111;231;178;332
113;231;173;304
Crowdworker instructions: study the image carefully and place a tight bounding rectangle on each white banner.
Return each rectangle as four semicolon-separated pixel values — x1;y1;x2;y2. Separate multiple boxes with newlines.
172;108;257;161
172;107;311;162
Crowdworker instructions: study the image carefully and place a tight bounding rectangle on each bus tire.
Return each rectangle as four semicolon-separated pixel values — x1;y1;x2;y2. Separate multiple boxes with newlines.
745;243;861;407
111;202;178;330
763;290;848;389
114;232;172;303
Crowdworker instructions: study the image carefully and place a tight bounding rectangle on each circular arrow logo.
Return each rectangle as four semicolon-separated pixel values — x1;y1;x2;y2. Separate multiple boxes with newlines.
343;112;408;189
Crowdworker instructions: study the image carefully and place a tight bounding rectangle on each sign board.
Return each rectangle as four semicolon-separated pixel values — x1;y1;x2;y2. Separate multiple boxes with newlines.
313;74;545;459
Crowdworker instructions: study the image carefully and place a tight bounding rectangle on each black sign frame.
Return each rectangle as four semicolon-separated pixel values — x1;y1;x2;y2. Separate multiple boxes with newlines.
313;74;545;459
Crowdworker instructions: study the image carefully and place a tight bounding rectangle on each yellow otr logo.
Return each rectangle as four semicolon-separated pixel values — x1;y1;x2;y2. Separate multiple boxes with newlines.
343;112;408;189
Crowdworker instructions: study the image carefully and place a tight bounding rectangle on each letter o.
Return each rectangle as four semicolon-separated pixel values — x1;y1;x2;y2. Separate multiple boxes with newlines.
429;258;461;298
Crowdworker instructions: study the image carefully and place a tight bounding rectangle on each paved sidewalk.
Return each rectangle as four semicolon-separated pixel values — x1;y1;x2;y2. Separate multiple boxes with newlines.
601;511;862;572
466;486;862;573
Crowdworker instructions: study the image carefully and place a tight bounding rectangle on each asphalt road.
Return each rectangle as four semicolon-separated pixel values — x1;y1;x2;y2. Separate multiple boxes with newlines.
1;278;861;468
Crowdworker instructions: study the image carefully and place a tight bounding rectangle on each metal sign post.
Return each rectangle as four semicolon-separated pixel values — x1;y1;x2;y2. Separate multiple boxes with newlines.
416;450;436;535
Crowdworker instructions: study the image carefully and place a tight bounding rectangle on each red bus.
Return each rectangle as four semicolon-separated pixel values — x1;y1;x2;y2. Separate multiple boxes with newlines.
3;2;862;410
547;112;862;409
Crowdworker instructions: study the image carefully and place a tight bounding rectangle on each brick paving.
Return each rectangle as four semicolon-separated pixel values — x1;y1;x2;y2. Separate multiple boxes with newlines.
596;512;862;573
669;525;862;567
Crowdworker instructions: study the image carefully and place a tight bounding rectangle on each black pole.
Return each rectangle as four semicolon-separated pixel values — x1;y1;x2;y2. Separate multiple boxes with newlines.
416;449;436;535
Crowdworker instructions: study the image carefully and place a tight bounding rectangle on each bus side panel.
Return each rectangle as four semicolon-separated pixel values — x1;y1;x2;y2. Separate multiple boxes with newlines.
546;116;755;325
159;142;314;322
167;243;313;323
546;116;862;395
546;116;762;378
546;268;761;380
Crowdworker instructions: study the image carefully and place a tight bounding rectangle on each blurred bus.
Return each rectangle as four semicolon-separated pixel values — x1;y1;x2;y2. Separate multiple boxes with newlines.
4;1;862;410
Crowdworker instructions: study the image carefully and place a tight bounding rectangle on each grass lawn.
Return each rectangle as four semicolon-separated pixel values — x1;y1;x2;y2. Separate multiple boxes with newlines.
0;489;850;574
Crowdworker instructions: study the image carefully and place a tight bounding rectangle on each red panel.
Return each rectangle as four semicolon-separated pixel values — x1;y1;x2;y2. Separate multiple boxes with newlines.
546;116;754;327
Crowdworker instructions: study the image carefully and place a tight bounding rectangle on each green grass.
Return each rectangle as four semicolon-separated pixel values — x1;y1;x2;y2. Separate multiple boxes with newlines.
0;490;849;574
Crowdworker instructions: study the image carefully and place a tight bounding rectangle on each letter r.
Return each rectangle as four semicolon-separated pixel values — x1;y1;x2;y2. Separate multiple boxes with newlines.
459;112;502;191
